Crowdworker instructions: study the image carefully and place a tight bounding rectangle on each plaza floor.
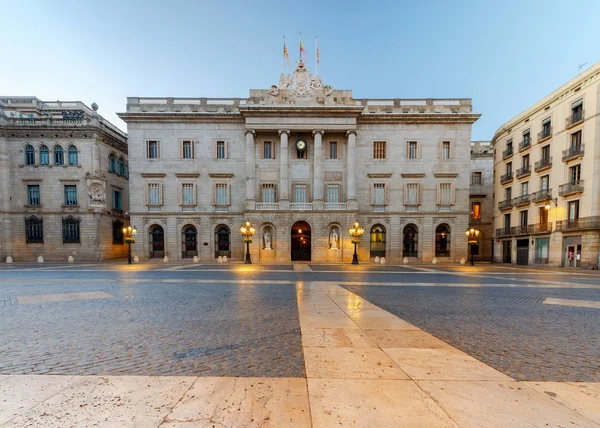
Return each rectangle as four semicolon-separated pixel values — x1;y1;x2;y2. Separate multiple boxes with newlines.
0;263;598;427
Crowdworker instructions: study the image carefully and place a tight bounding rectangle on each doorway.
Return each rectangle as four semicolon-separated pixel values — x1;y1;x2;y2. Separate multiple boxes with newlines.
149;225;165;259
502;240;511;263
402;224;418;258
182;225;198;258
516;239;529;265
215;225;231;258
370;224;386;258
291;221;311;261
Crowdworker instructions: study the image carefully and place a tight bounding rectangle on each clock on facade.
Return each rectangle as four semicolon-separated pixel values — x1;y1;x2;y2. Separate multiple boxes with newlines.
296;139;306;151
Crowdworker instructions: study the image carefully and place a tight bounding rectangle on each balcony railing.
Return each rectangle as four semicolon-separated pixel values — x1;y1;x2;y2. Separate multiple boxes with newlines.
516;165;531;179
214;206;229;212
372;205;386;212
511;225;529;236
519;139;531;151
324;202;347;210
558;180;584;197
562;144;584;162
502;147;514;159
496;227;512;238
534;157;552;172
512;194;531;207
537;127;552;143
529;223;552;234
500;172;513;184
290;202;313;210
565;110;584;129
531;188;552;203
556;216;600;232
255;202;279;210
498;199;513;210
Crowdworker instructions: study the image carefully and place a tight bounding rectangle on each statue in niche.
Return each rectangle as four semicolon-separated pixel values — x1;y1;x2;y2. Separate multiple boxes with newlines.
329;228;339;249
263;229;272;249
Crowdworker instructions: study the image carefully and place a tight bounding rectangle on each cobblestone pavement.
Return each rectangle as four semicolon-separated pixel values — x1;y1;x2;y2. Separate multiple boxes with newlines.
344;285;600;382
0;278;304;377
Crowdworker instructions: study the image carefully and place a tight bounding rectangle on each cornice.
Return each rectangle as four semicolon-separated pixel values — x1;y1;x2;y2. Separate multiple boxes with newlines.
357;113;481;125
117;112;244;124
367;173;393;178
140;172;166;178
208;173;234;178
239;105;365;118
175;173;200;178
401;173;426;178
433;172;459;178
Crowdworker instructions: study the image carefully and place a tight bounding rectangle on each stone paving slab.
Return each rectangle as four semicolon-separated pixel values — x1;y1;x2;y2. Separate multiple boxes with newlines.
16;291;113;305
523;382;600;425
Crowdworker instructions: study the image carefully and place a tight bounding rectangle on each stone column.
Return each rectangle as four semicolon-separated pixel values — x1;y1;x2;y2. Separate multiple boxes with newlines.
245;129;256;210
312;130;324;210
346;130;357;210
278;129;290;209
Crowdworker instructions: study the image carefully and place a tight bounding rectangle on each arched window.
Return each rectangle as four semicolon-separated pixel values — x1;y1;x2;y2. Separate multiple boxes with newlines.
403;224;418;258
370;224;386;258
435;224;451;257
68;145;78;166
118;158;125;176
149;225;165;258
215;225;231;258
54;145;64;166
25;145;35;165
62;216;80;243
182;225;198;258
39;145;49;165
109;154;116;173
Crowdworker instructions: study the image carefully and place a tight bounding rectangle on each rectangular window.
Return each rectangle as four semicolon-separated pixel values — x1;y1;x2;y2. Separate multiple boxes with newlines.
522;154;529;168
506;162;512;175
263;141;273;159
505;186;512;200
405;183;420;205
64;185;77;206
520;210;528;227
568;200;579;221
148;183;162;205
523;130;530;145
570;164;581;183
62;217;80;243
27;185;40;206
471;172;482;185
570;130;582;149
112;220;124;244
25;216;43;243
542;117;552;137
216;141;226;159
215;183;229;205
112;190;122;210
441;141;451;159
294;184;307;203
407;141;418;159
262;183;276;202
539;207;548;224
181;183;195;205
439;183;452;205
472;202;481;219
182;141;194;159
147;141;159;159
504;213;511;230
572;99;583;122
326;184;339;203
541;145;551;162
373;141;386;159
506;139;513;152
521;181;529;196
540;175;549;190
329;142;338;159
373;183;386;205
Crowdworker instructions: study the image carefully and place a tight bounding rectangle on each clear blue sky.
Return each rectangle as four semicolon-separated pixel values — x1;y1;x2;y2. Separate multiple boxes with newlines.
2;0;599;140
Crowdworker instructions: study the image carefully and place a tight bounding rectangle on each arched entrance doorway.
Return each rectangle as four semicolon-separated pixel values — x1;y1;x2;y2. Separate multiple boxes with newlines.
215;225;231;258
435;224;451;257
149;225;164;258
291;221;311;261
370;224;386;258
182;225;197;258
403;224;418;258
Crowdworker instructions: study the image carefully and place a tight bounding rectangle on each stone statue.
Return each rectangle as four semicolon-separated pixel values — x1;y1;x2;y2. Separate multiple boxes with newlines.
269;85;279;97
263;230;272;249
329;228;339;249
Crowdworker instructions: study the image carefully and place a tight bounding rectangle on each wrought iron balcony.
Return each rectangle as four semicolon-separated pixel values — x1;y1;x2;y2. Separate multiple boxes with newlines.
565;109;584;129
562;144;584;162
511;225;529;236
496;227;512;238
519;139;531;152
534;157;552;172
502;147;514;159
500;172;513;184
529;223;552;234
516;165;531;179
537;127;552;143
558;180;584;197
556;216;600;232
255;202;279;210
512;194;531;207
498;199;513;210
324;202;347;210
290;202;313;210
531;188;552;203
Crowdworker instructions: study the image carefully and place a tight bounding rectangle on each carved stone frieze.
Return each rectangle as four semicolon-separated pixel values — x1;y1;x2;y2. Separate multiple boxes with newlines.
86;178;106;208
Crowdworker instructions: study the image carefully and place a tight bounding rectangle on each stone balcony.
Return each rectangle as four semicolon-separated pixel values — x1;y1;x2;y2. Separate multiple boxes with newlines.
534;157;552;172
562;144;584;162
558;180;584;197
324;203;347;210
515;165;531;179
290;203;313;211
556;216;600;232
500;172;513;185
512;194;531;207
255;202;279;210
565;110;584;129
498;199;513;211
531;189;553;203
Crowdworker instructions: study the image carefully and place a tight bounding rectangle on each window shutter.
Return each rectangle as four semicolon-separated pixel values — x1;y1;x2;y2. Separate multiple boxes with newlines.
179;141;183;159
227;183;231;205
261;142;265;159
213;141;217;159
370;184;374;205
192;183;197;205
417;142;422;159
436;183;441;205
418;184;422;205
451;183;456;205
145;183;149;205
212;183;216;205
146;142;149;159
272;143;275;160
159;183;163;205
384;183;389;205
178;184;182;205
274;184;277;201
403;184;408;205
450;142;454;159
438;141;442;159
325;142;330;160
307;183;311;202
224;141;228;159
405;142;409;159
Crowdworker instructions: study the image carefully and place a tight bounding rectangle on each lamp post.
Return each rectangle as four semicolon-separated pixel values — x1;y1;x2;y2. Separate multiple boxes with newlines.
122;225;137;264
240;220;255;264
348;220;365;265
465;227;480;266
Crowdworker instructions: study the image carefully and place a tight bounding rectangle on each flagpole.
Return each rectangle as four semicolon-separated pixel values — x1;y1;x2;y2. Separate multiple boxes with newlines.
315;36;318;75
299;32;302;62
283;36;286;74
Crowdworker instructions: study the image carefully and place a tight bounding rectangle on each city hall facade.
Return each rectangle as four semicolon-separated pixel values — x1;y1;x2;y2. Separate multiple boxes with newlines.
120;62;480;263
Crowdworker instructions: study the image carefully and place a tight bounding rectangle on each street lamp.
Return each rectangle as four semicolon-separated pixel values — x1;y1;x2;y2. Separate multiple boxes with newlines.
465;227;480;266
544;197;558;210
122;225;137;264
348;220;365;265
240;220;256;264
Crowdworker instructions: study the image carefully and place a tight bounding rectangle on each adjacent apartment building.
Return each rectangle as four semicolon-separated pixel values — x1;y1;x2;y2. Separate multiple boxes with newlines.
0;97;130;262
470;141;494;261
492;61;600;268
119;61;480;263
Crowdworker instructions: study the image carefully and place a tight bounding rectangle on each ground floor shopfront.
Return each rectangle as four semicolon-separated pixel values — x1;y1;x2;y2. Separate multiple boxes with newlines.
131;212;470;263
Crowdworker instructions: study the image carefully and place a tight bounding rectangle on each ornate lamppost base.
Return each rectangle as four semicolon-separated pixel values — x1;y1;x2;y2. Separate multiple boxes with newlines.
352;242;359;265
245;242;252;264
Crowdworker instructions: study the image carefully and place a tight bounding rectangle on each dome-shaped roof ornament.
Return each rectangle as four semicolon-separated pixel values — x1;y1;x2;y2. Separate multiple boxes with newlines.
91;102;99;111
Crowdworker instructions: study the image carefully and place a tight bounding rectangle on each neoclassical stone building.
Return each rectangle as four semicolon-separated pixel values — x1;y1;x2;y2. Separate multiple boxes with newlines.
0;97;129;262
120;62;480;263
492;61;600;268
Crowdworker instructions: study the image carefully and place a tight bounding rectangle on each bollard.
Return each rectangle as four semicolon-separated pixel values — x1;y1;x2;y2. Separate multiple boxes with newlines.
374;256;380;264
380;257;386;264
37;256;44;263
6;256;13;264
193;256;199;263
460;258;466;265
403;257;408;264
133;256;139;263
218;256;223;264
223;256;228;263
163;256;169;263
432;257;437;264
68;256;74;263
